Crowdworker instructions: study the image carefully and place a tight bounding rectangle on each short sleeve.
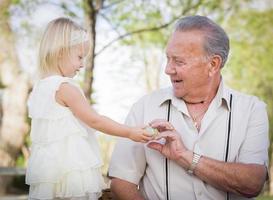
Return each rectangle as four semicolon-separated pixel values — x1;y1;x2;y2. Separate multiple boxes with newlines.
237;99;269;167
108;102;147;185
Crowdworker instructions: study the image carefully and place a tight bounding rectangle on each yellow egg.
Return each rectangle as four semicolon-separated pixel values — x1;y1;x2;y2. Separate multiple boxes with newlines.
145;126;159;137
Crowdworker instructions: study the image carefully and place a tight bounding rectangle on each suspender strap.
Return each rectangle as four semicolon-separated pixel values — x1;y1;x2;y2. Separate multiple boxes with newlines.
165;100;171;200
225;94;233;162
225;94;233;200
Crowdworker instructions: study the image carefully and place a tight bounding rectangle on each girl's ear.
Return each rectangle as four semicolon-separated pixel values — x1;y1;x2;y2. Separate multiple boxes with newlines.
208;55;222;77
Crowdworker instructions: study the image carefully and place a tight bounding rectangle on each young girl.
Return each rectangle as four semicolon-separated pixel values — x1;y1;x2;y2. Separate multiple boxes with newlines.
26;17;152;200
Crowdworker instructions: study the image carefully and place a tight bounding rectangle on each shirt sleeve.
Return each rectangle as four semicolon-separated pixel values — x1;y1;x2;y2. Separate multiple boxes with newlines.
108;101;147;185
237;99;269;167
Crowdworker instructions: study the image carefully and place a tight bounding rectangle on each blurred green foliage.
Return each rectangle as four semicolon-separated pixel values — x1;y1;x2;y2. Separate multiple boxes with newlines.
223;8;273;149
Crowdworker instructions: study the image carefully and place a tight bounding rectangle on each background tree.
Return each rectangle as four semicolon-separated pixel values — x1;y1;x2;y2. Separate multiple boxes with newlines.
0;0;30;194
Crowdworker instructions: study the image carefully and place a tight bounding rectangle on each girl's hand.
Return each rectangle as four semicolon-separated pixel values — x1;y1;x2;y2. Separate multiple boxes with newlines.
128;127;154;143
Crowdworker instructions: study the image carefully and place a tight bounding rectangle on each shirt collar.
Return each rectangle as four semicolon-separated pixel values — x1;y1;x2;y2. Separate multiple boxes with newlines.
214;79;231;110
156;88;188;114
157;79;232;112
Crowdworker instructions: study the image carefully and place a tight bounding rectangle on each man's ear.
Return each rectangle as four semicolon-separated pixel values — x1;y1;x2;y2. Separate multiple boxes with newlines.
208;55;222;77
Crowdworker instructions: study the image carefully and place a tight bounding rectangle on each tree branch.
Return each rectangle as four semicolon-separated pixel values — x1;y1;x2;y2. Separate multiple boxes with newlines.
99;12;121;35
101;0;125;10
95;17;178;56
95;0;203;56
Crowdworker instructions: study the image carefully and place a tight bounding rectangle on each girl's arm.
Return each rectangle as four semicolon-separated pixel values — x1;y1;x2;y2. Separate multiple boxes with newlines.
56;83;151;143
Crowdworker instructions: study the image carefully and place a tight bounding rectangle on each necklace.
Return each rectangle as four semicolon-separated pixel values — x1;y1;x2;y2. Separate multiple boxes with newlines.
184;100;205;104
190;109;207;130
185;98;210;131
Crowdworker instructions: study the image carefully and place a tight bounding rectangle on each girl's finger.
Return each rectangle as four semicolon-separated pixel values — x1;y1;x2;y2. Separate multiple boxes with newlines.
141;124;150;129
142;135;153;141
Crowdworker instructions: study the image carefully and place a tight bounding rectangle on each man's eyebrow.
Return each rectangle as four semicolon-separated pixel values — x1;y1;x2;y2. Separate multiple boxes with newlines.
166;53;183;58
170;55;185;60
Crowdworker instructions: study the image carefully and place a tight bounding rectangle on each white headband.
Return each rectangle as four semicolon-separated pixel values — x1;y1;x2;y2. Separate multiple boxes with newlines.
70;30;89;46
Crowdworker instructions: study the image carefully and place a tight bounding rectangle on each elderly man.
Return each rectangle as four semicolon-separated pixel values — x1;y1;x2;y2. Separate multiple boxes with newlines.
109;15;269;200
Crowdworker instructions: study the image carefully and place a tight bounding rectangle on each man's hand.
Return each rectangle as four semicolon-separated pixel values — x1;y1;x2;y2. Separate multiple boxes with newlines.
148;119;192;169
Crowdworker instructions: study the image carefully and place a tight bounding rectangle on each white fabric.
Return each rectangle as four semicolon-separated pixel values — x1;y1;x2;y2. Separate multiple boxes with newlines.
26;75;106;200
109;80;269;200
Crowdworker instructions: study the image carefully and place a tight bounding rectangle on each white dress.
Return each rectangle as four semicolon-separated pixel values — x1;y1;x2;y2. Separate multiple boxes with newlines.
26;75;106;200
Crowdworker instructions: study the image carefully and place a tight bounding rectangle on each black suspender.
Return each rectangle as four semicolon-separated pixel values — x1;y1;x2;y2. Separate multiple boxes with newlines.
165;100;171;200
225;94;233;162
225;94;233;200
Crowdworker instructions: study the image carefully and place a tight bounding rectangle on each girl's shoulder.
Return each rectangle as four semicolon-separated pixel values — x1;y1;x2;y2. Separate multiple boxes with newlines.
39;75;73;88
32;75;80;96
28;75;76;120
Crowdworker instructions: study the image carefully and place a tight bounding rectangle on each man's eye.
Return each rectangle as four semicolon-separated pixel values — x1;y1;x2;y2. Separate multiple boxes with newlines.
175;60;185;65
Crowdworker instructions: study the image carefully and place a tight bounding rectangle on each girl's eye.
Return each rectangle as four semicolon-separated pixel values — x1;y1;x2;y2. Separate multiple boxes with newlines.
79;56;82;59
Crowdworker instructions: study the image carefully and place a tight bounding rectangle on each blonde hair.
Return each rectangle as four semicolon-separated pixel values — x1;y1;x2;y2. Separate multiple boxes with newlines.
38;17;90;76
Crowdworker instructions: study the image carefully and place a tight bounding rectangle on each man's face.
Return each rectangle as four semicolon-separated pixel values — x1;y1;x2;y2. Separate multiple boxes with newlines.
165;30;211;99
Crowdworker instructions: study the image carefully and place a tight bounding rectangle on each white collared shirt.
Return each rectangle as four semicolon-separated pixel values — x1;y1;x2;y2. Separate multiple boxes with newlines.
109;81;269;200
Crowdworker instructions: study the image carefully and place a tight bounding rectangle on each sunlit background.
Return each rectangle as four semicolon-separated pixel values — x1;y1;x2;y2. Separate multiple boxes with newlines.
0;0;272;199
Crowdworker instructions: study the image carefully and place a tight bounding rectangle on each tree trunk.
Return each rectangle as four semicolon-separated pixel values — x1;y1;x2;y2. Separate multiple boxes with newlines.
0;0;30;194
83;0;104;101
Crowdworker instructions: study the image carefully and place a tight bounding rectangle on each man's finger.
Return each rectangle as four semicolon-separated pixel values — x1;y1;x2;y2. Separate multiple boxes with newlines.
149;119;167;126
150;121;174;131
147;142;163;152
154;131;177;141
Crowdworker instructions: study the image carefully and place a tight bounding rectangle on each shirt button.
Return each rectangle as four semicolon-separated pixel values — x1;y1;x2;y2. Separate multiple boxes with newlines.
198;191;202;196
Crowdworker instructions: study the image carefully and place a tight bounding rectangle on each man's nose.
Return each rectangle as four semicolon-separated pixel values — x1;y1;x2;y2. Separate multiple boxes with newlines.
165;60;176;75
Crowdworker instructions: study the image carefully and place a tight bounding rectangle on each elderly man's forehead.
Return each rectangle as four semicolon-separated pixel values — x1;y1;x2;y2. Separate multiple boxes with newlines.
168;30;205;43
166;30;205;53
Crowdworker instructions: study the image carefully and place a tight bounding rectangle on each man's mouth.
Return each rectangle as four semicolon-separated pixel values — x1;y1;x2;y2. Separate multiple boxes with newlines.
172;80;182;83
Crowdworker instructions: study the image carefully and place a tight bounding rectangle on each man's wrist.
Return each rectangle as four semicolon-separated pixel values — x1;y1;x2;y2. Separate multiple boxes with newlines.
187;152;202;175
177;150;193;169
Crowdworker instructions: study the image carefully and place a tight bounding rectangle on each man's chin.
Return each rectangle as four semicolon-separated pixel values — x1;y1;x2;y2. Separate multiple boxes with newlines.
172;89;184;99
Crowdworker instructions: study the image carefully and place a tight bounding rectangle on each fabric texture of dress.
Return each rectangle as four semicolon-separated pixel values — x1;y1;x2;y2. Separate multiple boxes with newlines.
26;75;106;200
